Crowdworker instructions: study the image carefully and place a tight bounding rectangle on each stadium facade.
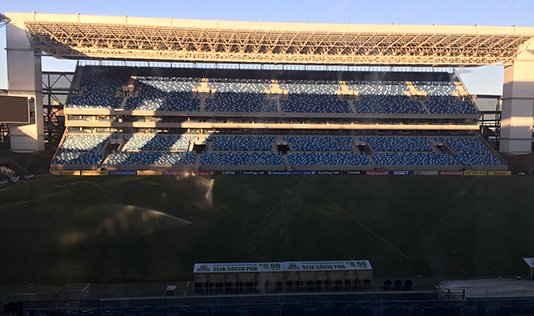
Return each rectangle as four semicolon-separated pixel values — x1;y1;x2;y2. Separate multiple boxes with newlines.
3;12;534;164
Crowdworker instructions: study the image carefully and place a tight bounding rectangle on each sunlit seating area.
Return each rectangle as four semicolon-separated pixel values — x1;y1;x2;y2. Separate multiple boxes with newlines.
122;134;196;151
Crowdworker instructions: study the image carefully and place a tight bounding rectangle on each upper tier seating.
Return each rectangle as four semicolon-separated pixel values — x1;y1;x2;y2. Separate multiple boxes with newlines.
125;78;200;111
208;135;276;151
412;81;457;95
122;134;196;151
279;81;341;94
106;152;196;166
347;81;409;96
69;78;125;108
286;136;354;151
435;137;504;166
205;80;276;112
206;93;276;112
200;152;284;166
354;96;425;114
425;96;478;115
281;95;352;113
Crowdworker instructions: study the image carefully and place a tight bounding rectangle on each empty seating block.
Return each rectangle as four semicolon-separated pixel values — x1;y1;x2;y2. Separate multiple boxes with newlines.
122;134;195;151
209;135;276;151
206;93;276;112
281;95;351;113
436;137;504;166
201;152;284;166
61;134;111;151
69;78;125;108
205;80;275;112
107;152;196;166
426;96;478;115
280;81;340;94
288;152;370;166
373;152;457;166
412;81;457;95
348;81;409;96
286;136;354;151
125;79;200;111
361;137;432;152
53;150;106;165
354;96;425;114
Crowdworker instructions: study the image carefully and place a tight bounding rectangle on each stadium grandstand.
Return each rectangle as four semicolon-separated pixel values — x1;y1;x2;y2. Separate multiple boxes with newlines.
2;12;534;175
50;64;506;173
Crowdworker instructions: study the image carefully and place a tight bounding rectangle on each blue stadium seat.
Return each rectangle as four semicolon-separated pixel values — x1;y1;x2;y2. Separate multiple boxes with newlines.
435;137;504;166
122;134;195;151
281;95;351;113
373;152;457;166
68;77;124;108
125;78;201;111
60;134;111;151
106;152;196;166
288;152;370;166
361;137;432;152
286;136;354;151
200;152;284;166
208;135;276;151
53;150;106;165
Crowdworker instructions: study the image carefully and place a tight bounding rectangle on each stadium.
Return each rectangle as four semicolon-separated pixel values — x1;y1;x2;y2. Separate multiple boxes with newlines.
1;7;534;316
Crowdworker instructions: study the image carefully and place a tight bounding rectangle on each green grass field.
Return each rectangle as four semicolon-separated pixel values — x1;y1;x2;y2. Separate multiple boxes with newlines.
1;174;534;285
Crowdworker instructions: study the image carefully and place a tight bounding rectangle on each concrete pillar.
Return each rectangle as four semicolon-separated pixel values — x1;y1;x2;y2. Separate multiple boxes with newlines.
500;40;534;154
5;13;44;152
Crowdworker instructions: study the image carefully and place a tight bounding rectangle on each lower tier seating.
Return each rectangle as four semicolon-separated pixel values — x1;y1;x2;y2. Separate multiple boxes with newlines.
53;150;106;165
122;134;196;151
52;133;505;170
208;135;276;151
201;152;284;166
288;152;370;166
373;152;457;166
106;152;196;166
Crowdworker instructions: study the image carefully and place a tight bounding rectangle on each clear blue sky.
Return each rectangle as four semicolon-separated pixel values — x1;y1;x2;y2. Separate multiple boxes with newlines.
2;0;534;94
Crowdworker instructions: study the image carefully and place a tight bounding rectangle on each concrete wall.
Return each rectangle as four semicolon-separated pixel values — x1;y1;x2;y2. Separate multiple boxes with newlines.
500;39;534;154
6;13;44;152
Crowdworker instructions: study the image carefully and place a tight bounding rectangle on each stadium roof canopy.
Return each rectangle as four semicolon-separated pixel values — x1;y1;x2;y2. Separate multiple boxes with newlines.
9;12;534;66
